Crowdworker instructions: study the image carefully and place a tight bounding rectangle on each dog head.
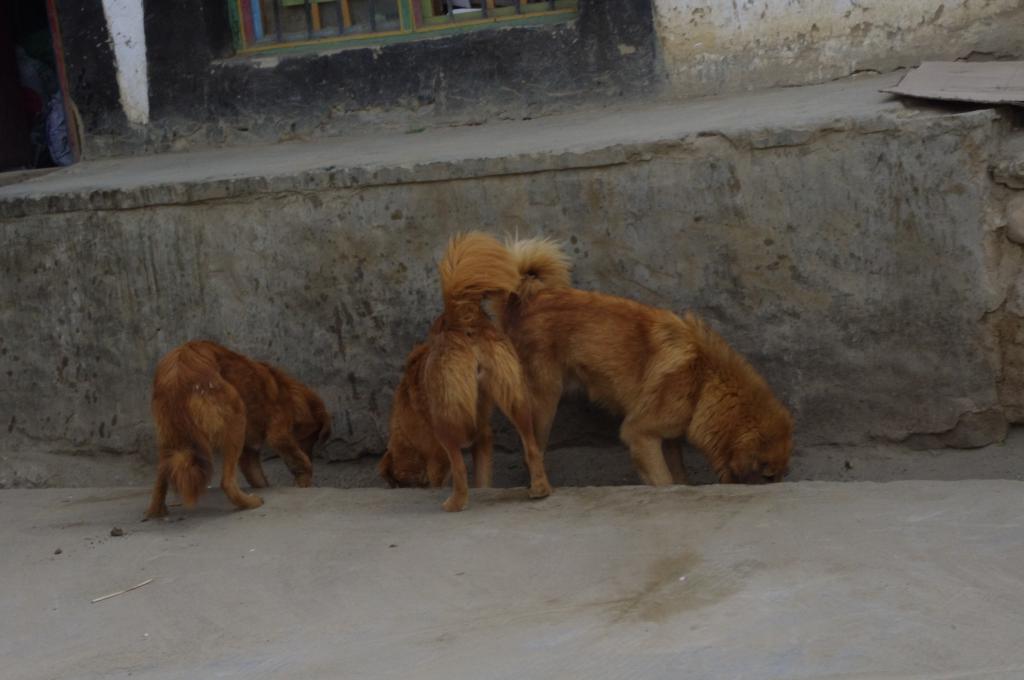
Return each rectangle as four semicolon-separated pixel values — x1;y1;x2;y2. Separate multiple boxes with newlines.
380;343;454;489
718;410;793;484
296;421;331;462
378;443;448;488
378;447;424;488
273;371;332;456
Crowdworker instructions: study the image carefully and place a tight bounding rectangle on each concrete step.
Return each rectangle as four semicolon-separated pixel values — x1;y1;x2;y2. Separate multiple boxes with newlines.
0;72;942;216
2;73;1023;469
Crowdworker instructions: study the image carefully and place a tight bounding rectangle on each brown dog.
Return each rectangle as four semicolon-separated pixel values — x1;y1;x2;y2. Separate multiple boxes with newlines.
379;233;552;511
502;238;793;485
145;340;331;518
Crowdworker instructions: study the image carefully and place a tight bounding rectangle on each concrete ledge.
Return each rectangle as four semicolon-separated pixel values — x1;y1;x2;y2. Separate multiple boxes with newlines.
1;73;1023;464
3;482;1024;679
0;73;926;218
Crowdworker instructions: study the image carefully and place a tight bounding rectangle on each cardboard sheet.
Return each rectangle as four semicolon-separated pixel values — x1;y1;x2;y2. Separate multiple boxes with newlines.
882;61;1024;105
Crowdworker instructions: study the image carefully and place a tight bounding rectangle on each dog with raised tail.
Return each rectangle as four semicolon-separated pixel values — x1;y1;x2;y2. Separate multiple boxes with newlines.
502;237;793;486
379;232;552;511
146;340;330;518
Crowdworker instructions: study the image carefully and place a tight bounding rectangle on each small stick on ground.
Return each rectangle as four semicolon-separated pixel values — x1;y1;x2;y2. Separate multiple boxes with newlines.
91;578;154;603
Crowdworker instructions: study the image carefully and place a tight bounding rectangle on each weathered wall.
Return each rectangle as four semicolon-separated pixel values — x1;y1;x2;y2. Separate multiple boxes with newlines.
100;0;149;125
52;0;124;138
653;0;1024;96
1;104;1020;464
987;143;1024;445
54;0;1024;158
61;0;661;157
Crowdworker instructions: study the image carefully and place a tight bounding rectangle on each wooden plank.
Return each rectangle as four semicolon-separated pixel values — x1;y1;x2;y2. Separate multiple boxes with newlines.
883;61;1024;105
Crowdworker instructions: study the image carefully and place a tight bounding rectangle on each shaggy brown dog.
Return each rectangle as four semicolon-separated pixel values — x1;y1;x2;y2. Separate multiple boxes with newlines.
379;233;552;512
377;344;490;490
503;238;793;485
145;341;331;518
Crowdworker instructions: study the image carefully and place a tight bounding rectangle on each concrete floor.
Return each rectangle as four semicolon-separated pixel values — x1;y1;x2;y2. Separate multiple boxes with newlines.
4;481;1024;680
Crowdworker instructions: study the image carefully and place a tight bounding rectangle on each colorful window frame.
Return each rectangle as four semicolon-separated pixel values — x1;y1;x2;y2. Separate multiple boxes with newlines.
228;0;578;54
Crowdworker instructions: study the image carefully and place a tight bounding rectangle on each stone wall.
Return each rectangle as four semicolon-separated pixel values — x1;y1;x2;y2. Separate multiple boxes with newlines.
2;100;1021;463
652;0;1024;96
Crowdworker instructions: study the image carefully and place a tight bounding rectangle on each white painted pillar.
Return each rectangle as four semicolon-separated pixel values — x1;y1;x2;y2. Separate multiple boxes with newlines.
101;0;149;125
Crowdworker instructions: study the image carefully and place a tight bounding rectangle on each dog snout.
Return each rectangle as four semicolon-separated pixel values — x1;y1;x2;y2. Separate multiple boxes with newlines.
738;468;780;484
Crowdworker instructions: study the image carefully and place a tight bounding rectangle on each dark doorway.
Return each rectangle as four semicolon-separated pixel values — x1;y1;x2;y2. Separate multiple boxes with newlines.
1;0;77;172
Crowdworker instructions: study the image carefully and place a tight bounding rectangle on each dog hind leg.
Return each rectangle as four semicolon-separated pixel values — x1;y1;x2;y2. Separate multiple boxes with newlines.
470;394;494;488
484;342;553;499
239;447;270;488
438;431;470;512
501;396;552;499
145;451;172;519
529;374;563;455
219;415;264;511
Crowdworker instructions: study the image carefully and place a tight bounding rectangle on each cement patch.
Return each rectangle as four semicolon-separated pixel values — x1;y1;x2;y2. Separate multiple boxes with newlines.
2;482;1024;679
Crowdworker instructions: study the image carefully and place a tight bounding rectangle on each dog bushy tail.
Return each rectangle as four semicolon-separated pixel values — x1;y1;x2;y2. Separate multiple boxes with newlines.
505;236;571;302
163;449;213;507
152;342;222;506
439;232;520;319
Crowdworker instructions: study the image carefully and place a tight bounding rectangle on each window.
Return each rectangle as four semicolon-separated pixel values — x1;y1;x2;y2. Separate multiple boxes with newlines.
228;0;578;53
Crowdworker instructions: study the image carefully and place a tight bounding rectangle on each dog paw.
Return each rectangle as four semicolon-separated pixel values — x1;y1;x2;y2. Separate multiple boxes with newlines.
528;480;553;499
442;496;467;512
237;495;264;510
294;474;313;488
144;505;169;520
